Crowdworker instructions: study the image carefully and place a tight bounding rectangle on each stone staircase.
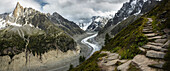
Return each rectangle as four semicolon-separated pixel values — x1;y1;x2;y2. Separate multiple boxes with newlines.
97;18;169;71
131;18;169;71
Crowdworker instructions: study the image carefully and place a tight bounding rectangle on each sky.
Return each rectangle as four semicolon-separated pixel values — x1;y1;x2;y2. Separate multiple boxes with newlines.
0;0;129;23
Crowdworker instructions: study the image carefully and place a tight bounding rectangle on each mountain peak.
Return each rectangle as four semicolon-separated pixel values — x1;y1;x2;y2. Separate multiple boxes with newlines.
13;2;24;18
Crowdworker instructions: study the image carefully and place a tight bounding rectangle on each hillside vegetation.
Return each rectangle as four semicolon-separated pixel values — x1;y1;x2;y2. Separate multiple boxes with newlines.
70;0;170;70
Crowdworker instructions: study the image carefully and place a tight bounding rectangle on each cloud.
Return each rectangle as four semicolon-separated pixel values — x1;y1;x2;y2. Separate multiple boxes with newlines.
42;0;129;23
0;0;129;23
0;0;41;14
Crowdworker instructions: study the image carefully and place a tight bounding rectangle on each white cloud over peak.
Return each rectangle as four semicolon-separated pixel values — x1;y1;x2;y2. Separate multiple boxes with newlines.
0;0;129;23
0;0;41;14
42;0;129;23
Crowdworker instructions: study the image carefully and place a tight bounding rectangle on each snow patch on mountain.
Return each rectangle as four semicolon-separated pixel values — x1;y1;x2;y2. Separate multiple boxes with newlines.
7;21;22;27
0;18;36;30
77;11;115;31
78;22;91;31
0;18;23;29
0;19;6;29
86;16;112;31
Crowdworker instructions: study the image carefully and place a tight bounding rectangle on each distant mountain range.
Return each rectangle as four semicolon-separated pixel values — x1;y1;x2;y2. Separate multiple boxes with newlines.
97;0;159;38
78;14;114;31
78;0;159;32
86;16;112;31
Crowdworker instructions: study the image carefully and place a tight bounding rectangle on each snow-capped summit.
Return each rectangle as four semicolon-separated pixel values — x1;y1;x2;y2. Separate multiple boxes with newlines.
102;0;159;30
86;16;111;31
97;0;160;38
0;2;83;36
78;11;115;31
78;22;91;31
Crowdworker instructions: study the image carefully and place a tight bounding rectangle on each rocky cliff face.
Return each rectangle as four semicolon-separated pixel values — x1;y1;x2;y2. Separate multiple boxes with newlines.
47;12;84;36
98;0;159;38
0;46;80;71
0;2;80;71
13;2;24;20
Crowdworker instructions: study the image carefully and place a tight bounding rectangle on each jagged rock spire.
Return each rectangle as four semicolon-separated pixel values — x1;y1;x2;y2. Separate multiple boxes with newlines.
13;2;24;18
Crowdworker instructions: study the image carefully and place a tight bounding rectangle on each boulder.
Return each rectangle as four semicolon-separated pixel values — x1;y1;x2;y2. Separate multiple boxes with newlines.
146;50;165;59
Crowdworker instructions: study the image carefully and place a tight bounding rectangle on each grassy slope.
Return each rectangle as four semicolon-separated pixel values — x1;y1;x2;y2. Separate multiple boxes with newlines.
71;0;170;70
103;17;148;59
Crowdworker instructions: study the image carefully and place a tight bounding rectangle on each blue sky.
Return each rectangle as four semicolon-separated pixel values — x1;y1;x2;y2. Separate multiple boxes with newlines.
34;0;48;9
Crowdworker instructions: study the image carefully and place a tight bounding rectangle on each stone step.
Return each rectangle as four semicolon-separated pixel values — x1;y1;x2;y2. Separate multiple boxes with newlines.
142;30;153;33
163;28;170;34
162;40;170;48
132;55;162;71
117;60;132;71
148;42;164;47
148;36;162;40
162;35;167;39
142;45;167;52
143;27;153;29
148;63;164;69
144;33;157;37
154;39;167;43
145;23;152;26
146;50;166;59
144;25;152;28
148;24;152;26
143;28;151;31
139;47;146;52
107;53;119;60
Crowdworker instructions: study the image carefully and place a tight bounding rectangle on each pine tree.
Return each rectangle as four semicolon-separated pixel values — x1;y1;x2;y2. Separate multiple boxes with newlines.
105;33;111;45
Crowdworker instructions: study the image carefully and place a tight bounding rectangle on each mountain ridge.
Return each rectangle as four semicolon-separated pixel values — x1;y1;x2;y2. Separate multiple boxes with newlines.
97;0;159;41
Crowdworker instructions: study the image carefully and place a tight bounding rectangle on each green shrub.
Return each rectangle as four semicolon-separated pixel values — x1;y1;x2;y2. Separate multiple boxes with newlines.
104;33;111;45
163;45;170;71
68;64;73;71
79;56;86;63
70;51;107;71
